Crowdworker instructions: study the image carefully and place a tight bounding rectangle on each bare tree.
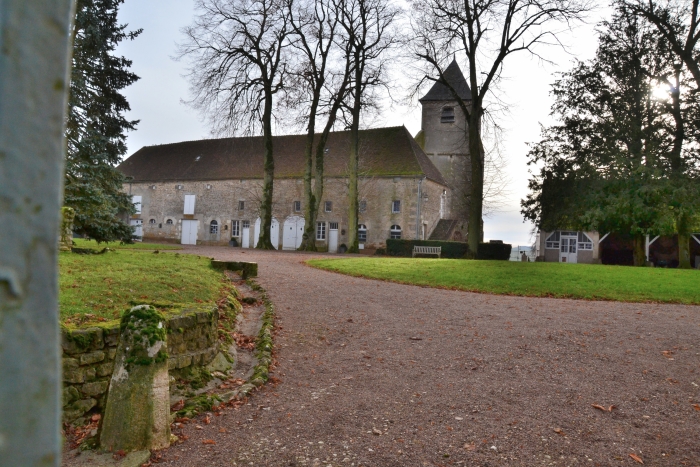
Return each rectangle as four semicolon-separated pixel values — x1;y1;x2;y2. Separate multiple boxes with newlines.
410;0;592;256
287;0;354;250
624;0;700;89
335;0;401;253
178;0;291;249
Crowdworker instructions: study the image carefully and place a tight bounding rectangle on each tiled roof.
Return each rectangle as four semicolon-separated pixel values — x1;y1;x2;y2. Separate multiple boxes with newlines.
419;60;472;102
118;126;447;185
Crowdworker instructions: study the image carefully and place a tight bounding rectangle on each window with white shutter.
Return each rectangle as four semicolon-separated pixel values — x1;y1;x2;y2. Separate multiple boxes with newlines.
184;195;196;214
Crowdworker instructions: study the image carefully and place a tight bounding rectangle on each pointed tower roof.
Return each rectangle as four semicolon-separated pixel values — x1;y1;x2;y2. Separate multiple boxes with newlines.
419;60;472;102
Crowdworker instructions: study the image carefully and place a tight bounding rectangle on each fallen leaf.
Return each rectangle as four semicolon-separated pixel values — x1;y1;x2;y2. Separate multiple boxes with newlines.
219;428;227;433
629;453;643;464
592;404;615;412
372;428;382;435
409;337;423;341
692;404;700;411
195;425;203;430
204;415;211;425
553;428;565;435
202;439;216;445
464;443;476;451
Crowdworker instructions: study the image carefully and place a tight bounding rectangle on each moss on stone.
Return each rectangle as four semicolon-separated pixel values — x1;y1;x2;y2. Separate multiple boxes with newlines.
120;305;168;368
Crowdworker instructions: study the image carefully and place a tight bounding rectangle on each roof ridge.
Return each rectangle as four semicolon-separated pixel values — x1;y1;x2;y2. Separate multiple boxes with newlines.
139;126;409;150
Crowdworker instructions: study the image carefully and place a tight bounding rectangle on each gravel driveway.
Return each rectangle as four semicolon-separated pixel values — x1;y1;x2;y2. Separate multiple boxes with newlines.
154;246;699;466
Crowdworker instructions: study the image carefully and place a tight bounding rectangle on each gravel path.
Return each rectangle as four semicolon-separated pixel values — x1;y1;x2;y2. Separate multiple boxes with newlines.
158;247;698;466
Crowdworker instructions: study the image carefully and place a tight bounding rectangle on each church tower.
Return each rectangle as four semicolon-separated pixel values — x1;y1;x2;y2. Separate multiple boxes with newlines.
416;60;472;240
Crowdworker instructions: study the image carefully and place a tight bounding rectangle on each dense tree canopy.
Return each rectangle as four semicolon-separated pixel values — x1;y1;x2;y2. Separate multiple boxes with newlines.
522;2;700;266
65;0;141;243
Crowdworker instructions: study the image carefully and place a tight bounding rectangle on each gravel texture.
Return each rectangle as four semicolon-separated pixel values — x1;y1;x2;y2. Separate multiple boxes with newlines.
89;247;700;466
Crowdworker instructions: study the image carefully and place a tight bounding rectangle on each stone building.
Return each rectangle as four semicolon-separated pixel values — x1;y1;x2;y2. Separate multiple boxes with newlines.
118;61;478;250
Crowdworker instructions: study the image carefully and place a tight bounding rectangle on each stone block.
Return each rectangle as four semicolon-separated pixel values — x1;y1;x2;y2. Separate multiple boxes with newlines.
168;358;178;370
176;342;187;354
183;328;196;341
203;347;218;364
196;337;208;350
190;353;202;366
64;398;97;421
195;311;211;324
80;350;105;366
206;352;233;374
63;357;79;369
97;361;114;377
85;367;96;381
168;332;183;345
62;327;104;354
186;340;197;352
177;355;192;369
81;380;109;397
103;326;120;346
64;368;85;384
107;348;117;360
63;386;80;408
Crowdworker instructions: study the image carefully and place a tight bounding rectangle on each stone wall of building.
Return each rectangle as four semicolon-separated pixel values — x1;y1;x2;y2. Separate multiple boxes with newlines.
127;176;445;250
61;307;218;424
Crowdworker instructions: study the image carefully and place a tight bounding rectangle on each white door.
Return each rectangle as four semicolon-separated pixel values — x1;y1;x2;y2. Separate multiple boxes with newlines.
241;222;250;248
328;222;339;253
282;216;305;250
560;236;577;263
253;217;279;249
130;219;143;240
181;220;198;245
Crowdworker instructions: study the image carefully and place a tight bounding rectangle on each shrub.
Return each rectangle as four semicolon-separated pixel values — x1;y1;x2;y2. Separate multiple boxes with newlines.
477;242;512;260
385;239;469;259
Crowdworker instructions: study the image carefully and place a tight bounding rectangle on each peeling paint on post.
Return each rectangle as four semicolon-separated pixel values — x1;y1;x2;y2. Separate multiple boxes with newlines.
0;1;76;466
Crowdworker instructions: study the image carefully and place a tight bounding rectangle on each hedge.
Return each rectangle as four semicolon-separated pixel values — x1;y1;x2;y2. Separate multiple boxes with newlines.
476;242;512;260
383;239;512;260
385;239;468;258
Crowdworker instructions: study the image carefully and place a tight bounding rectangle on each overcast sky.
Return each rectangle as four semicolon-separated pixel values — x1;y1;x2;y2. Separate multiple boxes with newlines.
115;0;612;246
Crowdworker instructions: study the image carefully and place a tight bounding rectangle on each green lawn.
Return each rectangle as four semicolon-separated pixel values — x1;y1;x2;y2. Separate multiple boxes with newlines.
72;238;182;250
60;249;225;327
307;258;700;305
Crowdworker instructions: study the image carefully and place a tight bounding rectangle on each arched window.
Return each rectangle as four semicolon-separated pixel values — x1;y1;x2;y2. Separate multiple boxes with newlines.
358;224;367;243
149;218;156;224
166;219;173;225
390;225;402;239
210;220;219;234
440;106;455;123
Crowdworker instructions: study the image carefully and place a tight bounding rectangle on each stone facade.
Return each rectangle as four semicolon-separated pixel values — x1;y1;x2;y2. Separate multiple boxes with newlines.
61;307;218;423
537;230;601;264
127;175;446;250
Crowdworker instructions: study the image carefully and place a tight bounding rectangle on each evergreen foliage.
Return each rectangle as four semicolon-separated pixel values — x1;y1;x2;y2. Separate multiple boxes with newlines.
65;0;141;243
522;3;700;266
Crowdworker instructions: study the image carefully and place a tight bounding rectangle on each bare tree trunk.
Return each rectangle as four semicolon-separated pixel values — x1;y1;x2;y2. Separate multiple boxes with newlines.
633;234;647;266
347;61;362;254
257;92;275;250
466;106;483;257
299;100;319;251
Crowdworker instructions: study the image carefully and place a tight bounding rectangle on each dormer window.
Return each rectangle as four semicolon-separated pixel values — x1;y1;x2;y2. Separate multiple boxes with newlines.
441;106;455;123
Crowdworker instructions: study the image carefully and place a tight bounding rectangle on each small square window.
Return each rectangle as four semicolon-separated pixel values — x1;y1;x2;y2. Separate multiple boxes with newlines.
316;222;326;240
242;220;250;229
293;201;301;212
325;201;332;212
238;200;245;211
392;200;401;213
359;200;367;213
231;220;240;237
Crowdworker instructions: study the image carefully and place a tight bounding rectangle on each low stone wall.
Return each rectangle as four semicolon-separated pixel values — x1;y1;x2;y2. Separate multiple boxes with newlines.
62;307;219;424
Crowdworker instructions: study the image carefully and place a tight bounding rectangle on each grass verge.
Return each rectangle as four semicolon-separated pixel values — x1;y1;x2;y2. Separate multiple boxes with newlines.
307;257;700;305
72;238;182;250
60;249;225;327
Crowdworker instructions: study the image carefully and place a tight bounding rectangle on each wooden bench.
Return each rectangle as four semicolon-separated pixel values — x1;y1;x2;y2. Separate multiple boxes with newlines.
412;246;441;258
